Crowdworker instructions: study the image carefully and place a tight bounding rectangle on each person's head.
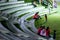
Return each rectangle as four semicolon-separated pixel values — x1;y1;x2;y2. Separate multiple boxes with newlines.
54;30;56;32
46;27;49;30
42;25;45;29
35;12;39;15
40;25;42;28
45;14;47;16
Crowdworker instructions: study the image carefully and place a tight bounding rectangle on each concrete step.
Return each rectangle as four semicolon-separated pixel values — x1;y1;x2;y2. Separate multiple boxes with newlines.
0;1;24;6
0;33;10;40
6;21;24;33
0;3;32;10
0;32;21;40
2;5;33;14
0;23;10;33
6;33;22;40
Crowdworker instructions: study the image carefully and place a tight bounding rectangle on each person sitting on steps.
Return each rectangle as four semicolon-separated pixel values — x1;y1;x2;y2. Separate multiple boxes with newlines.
40;26;46;37
37;26;43;35
33;12;42;20
46;27;50;40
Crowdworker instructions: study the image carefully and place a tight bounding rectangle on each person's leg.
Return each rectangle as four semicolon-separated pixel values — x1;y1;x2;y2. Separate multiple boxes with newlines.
46;17;47;22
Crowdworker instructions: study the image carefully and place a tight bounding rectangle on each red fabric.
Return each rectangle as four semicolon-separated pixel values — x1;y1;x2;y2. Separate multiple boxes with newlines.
33;14;39;19
38;28;42;34
46;29;50;36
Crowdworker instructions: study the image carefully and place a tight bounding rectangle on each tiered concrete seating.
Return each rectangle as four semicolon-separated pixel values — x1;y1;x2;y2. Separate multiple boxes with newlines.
0;0;57;40
0;1;32;40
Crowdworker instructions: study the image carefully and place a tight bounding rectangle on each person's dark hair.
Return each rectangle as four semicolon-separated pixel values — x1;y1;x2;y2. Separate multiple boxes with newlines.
46;27;49;30
54;30;56;32
35;12;39;15
42;25;45;29
36;12;39;14
40;26;42;28
45;14;47;15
